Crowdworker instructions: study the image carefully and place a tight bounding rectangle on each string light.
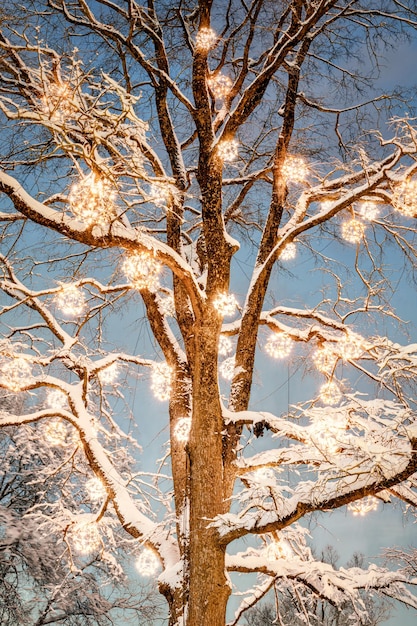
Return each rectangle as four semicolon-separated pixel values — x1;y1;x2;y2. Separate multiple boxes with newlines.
213;292;238;317
85;476;107;502
68;173;116;226
54;284;86;317
338;332;364;361
392;179;417;217
347;496;378;517
358;201;380;221
319;381;342;406
195;27;218;50
151;362;172;401
122;251;162;291
341;218;365;244
47;388;67;410
310;418;347;454
173;417;192;442
71;523;101;554
98;363;119;385
44;419;70;446
0;357;32;392
280;242;297;260
217;139;239;162
313;344;337;375
135;548;160;576
265;333;292;359
266;540;291;561
218;335;233;356
282;156;308;183
219;357;235;381
207;73;233;99
148;182;172;206
40;81;75;121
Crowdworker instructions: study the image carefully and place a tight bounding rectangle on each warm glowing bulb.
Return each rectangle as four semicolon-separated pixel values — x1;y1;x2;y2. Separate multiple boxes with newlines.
69;174;115;226
310;417;347;454
72;523;101;554
313;344;337;374
213;293;238;317
44;419;70;446
319;381;342;406
148;182;172;206
347;496;378;517
54;284;86;317
0;357;32;392
195;27;218;50
219;357;235;381
122;251;162;291
341;218;365;244
282;156;308;183
217;139;239;162
358;201;380;221
173;417;192;442
40;81;75;121
218;335;233;356
47;388;67;410
266;540;291;561
265;333;292;359
86;476;107;502
98;363;119;385
151;362;172;401
136;548;160;576
338;332;364;361
392;179;417;217
280;242;297;260
208;73;233;99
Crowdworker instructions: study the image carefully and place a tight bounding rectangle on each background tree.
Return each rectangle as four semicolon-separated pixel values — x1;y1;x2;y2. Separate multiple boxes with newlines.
1;1;417;625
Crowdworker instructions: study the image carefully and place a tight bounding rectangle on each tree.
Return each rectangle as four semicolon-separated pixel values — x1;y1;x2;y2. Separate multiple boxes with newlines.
1;1;417;625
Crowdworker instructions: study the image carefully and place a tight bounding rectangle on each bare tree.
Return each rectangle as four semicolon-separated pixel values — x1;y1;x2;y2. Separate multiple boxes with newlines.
1;1;417;625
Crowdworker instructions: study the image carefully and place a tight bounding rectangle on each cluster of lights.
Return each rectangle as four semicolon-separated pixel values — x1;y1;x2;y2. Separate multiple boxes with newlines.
338;332;364;361
151;362;172;401
280;242;297;260
71;523;101;554
98;363;119;385
173;417;192;442
266;539;291;561
219;357;235;381
68;173;116;226
310;418;347;455
282;156;308;183
392;179;417;217
122;251;162;291
40;81;75;121
207;73;233;99
44;418;77;446
54;284;86;317
213;292;238;317
341;218;365;244
0;356;32;392
358;201;380;221
85;476;107;502
218;335;233;356
313;344;337;375
195;27;218;50
47;388;67;410
319;380;342;406
148;182;172;206
217;139;239;162
135;548;160;577
265;333;293;359
347;496;378;517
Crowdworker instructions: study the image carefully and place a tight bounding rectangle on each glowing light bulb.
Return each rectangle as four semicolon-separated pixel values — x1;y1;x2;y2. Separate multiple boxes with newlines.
358;201;380;221
282;156;308;183
219;357;235;381
0;357;32;392
151;362;172;401
280;242;297;260
122;251;162;291
85;476;107;502
338;332;364;361
208;73;233;99
195;27;217;50
319;381;342;406
47;388;67;410
217;139;239;162
173;417;192;442
54;284;86;317
135;548;160;577
44;419;69;446
213;292;238;317
310;417;347;454
148;182;172;206
266;540;291;561
341;218;365;244
265;333;292;359
69;173;116;226
40;81;75;121
98;363;119;385
347;496;378;517
313;344;337;375
392;179;417;217
71;523;101;554
218;335;233;356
